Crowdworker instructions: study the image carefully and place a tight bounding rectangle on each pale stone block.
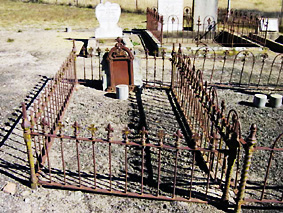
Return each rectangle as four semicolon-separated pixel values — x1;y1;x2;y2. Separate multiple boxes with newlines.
116;84;129;100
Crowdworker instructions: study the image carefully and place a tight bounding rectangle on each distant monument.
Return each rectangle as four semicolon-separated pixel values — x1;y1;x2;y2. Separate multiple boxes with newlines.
158;0;183;31
95;1;123;38
193;0;218;31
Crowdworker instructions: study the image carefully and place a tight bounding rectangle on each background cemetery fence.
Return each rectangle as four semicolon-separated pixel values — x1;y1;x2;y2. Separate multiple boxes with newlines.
147;8;281;48
21;42;283;212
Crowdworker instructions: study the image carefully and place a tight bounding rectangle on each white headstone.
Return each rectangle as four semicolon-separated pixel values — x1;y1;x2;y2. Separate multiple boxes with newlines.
158;0;183;32
193;0;218;31
95;1;123;38
260;18;279;32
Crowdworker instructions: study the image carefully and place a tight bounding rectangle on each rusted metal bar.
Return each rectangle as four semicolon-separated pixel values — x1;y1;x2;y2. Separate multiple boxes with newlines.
157;130;165;197
97;47;102;80
89;47;94;81
235;124;257;213
140;127;147;195
260;133;283;200
59;123;66;185
106;124;114;191
42;118;52;183
122;127;130;193
153;50;157;87
88;124;97;188
173;130;182;198
73;121;82;187
22;103;38;189
257;53;268;87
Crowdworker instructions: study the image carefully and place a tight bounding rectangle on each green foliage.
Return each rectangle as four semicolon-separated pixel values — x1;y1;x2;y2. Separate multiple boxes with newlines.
132;41;140;46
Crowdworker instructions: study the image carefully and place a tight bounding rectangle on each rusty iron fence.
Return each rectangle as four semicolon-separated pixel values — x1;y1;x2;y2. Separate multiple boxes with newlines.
189;46;283;90
78;46;172;89
22;43;77;188
146;8;163;45
171;44;283;211
147;8;271;48
21;43;282;212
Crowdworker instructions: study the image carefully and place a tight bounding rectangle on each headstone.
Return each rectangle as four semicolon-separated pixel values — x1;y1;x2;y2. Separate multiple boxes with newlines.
260;18;279;32
95;1;123;38
106;38;134;92
193;0;218;31
158;0;183;31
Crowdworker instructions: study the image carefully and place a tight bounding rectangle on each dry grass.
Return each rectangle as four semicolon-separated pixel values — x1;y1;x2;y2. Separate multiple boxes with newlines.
0;0;281;30
0;0;146;29
33;0;281;12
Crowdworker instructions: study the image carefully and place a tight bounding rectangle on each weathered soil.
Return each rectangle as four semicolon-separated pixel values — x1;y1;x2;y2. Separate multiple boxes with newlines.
0;27;282;213
0;28;226;213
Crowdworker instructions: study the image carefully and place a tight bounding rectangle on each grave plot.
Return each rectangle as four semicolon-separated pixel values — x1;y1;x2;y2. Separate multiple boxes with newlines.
37;84;232;204
20;40;282;212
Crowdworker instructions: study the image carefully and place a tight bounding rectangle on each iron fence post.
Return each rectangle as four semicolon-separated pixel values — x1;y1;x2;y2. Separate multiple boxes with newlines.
21;103;38;189
72;40;78;85
235;124;257;213
221;132;238;206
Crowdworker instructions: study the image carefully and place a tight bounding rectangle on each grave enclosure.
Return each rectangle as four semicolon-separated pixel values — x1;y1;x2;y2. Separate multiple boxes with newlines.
18;1;283;213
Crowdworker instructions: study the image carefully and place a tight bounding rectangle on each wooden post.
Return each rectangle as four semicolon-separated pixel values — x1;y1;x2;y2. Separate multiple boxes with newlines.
21;103;38;189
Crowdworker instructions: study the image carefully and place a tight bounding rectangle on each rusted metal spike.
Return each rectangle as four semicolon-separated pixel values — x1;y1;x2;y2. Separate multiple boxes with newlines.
174;130;183;148
88;47;94;56
96;47;101;55
72;121;81;136
106;124;114;141
88;124;97;138
158;129;166;146
122;127;131;144
140;127;148;146
58;122;65;134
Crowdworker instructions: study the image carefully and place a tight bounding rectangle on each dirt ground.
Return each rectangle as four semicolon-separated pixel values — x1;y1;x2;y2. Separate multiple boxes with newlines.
0;28;230;212
0;24;282;212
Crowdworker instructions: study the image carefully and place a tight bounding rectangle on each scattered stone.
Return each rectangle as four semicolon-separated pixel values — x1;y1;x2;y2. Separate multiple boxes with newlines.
2;182;16;195
22;190;31;197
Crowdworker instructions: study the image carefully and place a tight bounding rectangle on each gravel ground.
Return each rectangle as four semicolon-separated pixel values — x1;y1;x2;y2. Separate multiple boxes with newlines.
0;29;225;213
0;28;282;213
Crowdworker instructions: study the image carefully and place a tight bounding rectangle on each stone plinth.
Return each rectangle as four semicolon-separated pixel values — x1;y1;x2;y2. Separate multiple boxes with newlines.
253;94;267;108
116;84;129;100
